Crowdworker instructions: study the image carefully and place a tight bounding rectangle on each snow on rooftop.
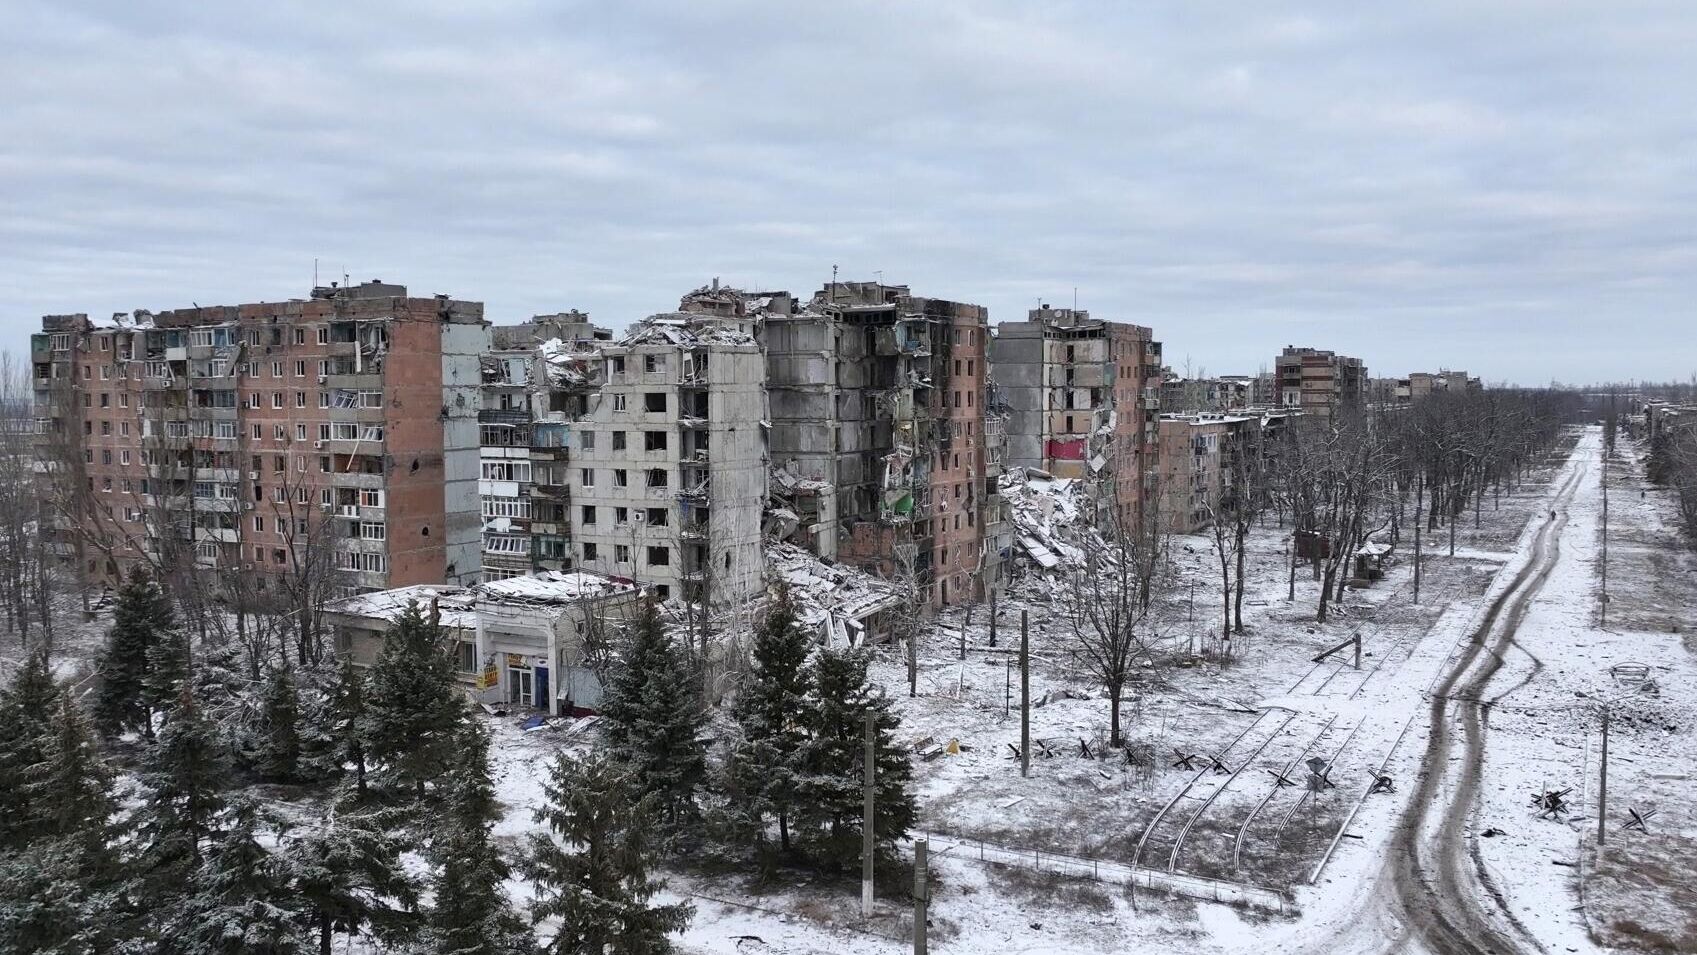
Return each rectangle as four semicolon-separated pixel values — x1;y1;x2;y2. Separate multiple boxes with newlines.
324;584;477;630
477;571;637;604
325;572;637;628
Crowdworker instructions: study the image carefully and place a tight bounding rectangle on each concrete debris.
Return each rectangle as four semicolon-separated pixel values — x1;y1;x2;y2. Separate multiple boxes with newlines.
766;542;904;646
621;311;758;348
999;466;1094;570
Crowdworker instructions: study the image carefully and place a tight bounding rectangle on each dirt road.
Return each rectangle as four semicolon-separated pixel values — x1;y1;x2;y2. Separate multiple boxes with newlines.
1383;438;1591;955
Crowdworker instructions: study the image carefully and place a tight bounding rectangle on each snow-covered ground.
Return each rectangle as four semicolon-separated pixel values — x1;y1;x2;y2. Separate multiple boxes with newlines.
473;434;1618;954
1470;437;1697;953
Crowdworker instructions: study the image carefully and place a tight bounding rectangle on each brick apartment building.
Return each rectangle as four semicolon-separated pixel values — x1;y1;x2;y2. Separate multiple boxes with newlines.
31;280;487;597
1153;410;1294;534
1274;346;1367;420
991;305;1161;532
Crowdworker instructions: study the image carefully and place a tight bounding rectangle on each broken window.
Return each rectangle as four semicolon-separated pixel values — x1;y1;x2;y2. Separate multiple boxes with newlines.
644;431;668;451
644;393;666;413
612;430;627;450
646;469;669;488
646;507;669;526
647;546;670;567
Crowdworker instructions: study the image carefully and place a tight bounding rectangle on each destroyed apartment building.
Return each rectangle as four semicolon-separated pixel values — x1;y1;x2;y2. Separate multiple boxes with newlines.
512;303;769;608
477;312;612;582
764;280;1006;607
33;273;1179;620
991;304;1162;533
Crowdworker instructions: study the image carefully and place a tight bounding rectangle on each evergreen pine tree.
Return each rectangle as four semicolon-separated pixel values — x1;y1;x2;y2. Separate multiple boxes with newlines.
724;584;812;852
321;657;371;799
283;807;420;955
256;665;302;784
523;752;690;955
134;688;232;895
0;695;132;955
598;600;706;823
793;647;916;871
365;602;464;800
0;649;64;850
93;567;173;737
142;623;192;730
426;720;532;955
159;800;303;955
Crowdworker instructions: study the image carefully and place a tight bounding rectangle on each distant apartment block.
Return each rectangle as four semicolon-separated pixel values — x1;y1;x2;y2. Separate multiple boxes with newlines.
1159;372;1256;414
31;281;487;596
991;305;1161;531
1274;346;1367;419
1153;411;1292;534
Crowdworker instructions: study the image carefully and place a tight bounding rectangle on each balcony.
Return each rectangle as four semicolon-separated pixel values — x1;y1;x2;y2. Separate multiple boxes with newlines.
478;408;532;426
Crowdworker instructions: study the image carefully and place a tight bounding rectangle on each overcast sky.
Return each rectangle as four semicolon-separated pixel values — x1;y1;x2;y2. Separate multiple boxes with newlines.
4;2;1693;385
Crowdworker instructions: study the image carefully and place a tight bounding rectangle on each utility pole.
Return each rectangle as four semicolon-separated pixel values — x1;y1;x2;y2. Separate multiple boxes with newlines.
913;838;929;955
907;630;917;698
1413;474;1424;603
1598;709;1610;849
987;594;997;647
1601;447;1609;628
1020;609;1030;779
862;711;875;917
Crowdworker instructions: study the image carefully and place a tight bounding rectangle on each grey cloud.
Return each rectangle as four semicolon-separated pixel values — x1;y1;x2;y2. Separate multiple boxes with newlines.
2;1;1694;384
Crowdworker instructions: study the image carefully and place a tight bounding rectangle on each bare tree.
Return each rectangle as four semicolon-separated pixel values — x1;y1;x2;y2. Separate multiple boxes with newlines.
1062;504;1165;747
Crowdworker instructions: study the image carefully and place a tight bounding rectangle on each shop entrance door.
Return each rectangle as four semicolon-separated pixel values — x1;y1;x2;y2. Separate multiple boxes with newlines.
510;665;534;707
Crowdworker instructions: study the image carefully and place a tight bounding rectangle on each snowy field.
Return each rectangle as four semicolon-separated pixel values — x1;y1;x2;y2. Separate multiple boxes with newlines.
21;427;1690;954
470;433;1631;954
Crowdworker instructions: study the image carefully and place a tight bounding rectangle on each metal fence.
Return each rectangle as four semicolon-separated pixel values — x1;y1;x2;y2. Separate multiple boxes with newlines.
910;831;1291;913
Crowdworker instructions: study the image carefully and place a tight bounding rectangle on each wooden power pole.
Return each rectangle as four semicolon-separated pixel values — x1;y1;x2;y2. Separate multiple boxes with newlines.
1598;710;1610;849
1020;609;1030;779
913;838;929;955
862;711;875;917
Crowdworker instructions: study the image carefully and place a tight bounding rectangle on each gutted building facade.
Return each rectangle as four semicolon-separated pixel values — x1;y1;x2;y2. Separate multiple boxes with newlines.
991;306;1162;532
479;313;611;582
765;281;999;607
548;310;768;608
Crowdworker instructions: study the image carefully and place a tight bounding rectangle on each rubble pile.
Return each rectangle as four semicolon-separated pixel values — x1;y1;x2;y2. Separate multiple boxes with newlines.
999;467;1097;571
765;543;904;647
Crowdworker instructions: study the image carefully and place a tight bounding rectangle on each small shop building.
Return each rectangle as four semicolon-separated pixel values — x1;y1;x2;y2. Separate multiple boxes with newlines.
325;571;643;716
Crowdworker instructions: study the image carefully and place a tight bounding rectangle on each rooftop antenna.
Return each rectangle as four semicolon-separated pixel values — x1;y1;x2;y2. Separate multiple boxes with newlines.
1073;287;1078;311
314;257;319;286
831;264;839;303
